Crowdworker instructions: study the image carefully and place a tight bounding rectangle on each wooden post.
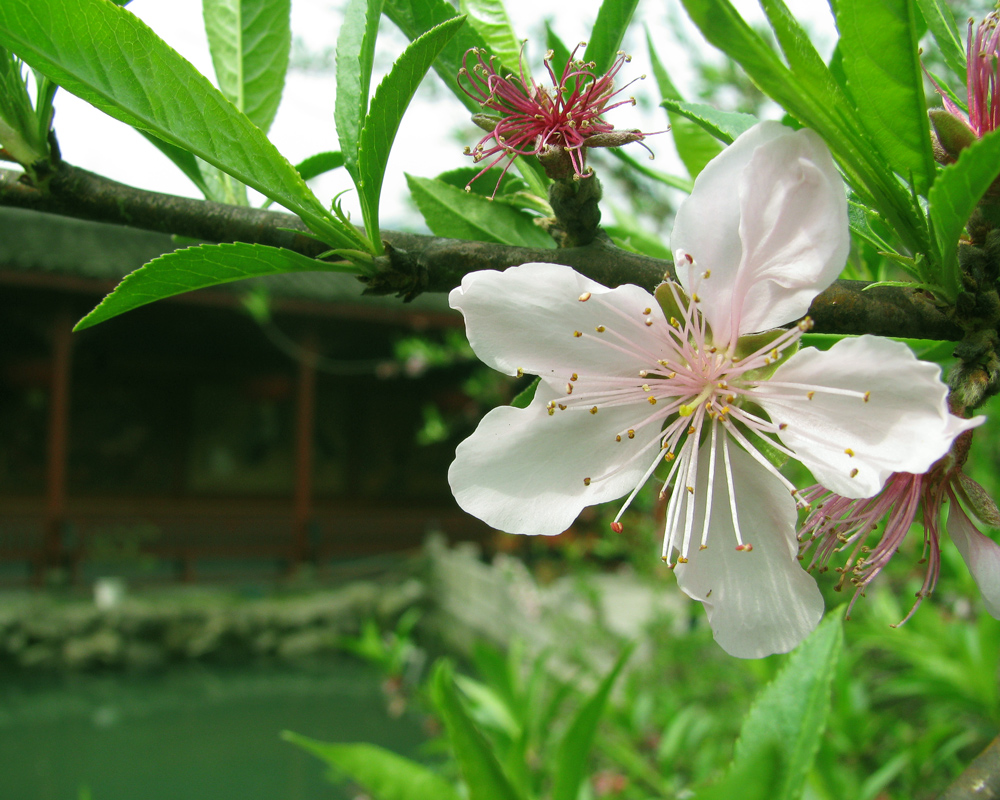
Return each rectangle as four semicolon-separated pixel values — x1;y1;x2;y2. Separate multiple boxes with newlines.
292;334;318;568
40;310;74;580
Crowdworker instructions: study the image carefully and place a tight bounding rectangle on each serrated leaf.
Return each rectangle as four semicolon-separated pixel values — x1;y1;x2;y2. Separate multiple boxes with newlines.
432;662;524;800
915;0;966;79
0;47;40;157
646;31;720;178
75;243;357;330
354;13;464;249
459;0;522;75
659;99;757;145
295;150;345;181
679;0;928;257
836;0;936;194
203;0;291;133
406;174;553;248
551;645;633;800
383;0;492;113
282;733;462;800
928;127;1000;298
0;0;354;247
337;0;382;178
584;0;640;75
732;612;843;800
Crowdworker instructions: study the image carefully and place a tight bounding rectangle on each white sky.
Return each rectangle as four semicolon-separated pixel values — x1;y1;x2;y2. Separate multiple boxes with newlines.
51;0;838;230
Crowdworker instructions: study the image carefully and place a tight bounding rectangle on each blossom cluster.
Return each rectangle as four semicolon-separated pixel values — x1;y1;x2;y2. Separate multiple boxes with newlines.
446;120;992;658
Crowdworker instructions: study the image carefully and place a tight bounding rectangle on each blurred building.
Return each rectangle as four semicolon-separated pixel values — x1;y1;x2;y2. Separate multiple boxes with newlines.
0;207;489;584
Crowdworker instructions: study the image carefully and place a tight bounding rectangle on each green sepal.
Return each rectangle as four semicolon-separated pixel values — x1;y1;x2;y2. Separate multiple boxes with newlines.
654;280;698;335
510;377;540;409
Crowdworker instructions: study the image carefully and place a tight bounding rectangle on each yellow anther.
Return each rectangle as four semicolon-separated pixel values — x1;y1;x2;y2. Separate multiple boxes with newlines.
583;477;592;485
566;383;573;394
692;293;700;302
670;317;680;328
807;391;815;400
648;396;658;405
558;403;567;410
658;360;670;368
703;270;711;279
627;429;635;439
667;371;677;379
595;325;606;333
677;556;689;563
645;319;654;327
643;307;651;315
578;292;592;302
615;435;622;442
687;486;695;494
863;391;871;403
726;394;735;403
850;468;859;478
571;373;578;381
642;384;651;392
573;331;582;337
590;406;599;414
778;422;788;430
516;367;524;378
688;425;696;435
770;348;779;361
845;448;855;457
639;370;648;378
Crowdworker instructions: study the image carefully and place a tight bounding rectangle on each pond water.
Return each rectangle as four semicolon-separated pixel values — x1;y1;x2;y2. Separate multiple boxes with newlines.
0;658;428;800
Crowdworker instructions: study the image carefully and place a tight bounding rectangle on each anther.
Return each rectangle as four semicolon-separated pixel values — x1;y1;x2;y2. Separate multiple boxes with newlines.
645;318;653;326
863;391;871;403
850;468;859;478
583;477;592;485
590;406;599;414
687;425;696;435
566;383;574;394
642;384;651;392
573;331;582;337
807;391;815;400
616;435;622;442
610;521;624;533
516;368;524;377
627;429;635;439
643;307;651;315
700;545;708;550
736;543;753;552
638;370;648;378
648;397;657;405
669;317;680;328
595;325;606;333
778;422;788;430
686;486;695;494
677;556;689;563
844;448;855;457
664;452;674;461
558;404;567;410
571;373;578;381
578;292;592;302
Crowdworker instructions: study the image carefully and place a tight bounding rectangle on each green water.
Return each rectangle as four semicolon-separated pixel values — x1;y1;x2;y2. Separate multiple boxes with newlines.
0;659;428;800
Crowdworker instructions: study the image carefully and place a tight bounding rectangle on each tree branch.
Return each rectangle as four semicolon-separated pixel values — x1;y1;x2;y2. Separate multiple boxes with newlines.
0;163;962;341
938;735;1000;800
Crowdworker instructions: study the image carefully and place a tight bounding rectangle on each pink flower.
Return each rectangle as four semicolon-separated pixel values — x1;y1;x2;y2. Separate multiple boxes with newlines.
928;13;1000;160
448;122;975;658
458;44;651;191
799;427;1000;622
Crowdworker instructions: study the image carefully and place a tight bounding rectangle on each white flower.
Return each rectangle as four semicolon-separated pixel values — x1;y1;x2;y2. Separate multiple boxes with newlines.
447;121;976;658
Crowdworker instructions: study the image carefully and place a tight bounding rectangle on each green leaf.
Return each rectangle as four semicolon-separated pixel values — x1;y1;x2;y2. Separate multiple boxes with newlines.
693;742;784;800
203;0;291;133
406;174;554;248
383;0;492;113
510;377;539;409
732;612;843;800
658;99;758;145
0;46;47;166
355;12;465;249
646;31;720;178
74;243;358;331
915;0;966;79
459;0;522;75
679;0;928;257
584;0;640;75
928;127;1000;298
282;732;462;800
551;645;634;800
432;662;524;800
836;0;936;194
295;150;345;181
0;0;354;247
336;0;382;178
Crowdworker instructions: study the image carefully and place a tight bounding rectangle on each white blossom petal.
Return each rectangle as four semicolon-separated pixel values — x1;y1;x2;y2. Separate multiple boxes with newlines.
673;438;824;658
758;336;977;498
449;263;663;379
449;382;657;535
947;501;1000;619
670;122;847;344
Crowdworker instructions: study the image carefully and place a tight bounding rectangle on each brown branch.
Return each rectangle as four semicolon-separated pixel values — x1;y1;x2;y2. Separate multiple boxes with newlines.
938;735;1000;800
0;164;963;341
